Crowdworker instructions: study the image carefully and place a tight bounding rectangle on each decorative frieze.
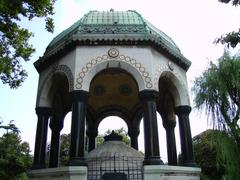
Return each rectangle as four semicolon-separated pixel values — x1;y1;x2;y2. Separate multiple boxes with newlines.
37;65;74;106
154;63;187;92
78;25;146;34
52;65;74;91
76;48;153;89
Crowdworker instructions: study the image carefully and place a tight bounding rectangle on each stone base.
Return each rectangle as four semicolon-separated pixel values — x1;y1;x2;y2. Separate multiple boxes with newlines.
28;166;87;180
144;165;201;180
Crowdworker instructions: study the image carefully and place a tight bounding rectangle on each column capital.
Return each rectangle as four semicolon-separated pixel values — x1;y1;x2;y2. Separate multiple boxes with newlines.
49;116;64;132
160;111;176;129
175;105;191;115
70;90;88;102
163;118;176;129
35;107;52;116
139;90;158;100
86;129;98;138
128;127;140;137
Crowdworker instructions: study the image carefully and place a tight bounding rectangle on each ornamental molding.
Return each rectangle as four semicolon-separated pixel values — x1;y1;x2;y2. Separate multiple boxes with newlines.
78;25;146;34
39;64;74;94
37;64;74;106
108;48;119;58
154;63;188;94
52;65;74;91
76;49;152;89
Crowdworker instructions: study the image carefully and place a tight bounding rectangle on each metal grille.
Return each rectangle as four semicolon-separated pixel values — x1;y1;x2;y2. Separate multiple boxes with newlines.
86;155;143;180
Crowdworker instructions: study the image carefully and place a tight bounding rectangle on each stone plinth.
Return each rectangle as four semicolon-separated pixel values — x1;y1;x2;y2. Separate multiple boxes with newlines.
144;165;201;180
28;166;87;180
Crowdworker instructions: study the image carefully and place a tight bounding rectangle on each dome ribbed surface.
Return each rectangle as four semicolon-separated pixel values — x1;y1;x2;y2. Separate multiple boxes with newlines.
86;141;144;159
86;131;143;159
47;10;180;55
86;135;144;179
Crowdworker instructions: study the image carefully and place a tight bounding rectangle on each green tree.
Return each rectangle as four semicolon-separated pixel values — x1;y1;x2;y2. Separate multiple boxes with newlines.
59;133;70;166
219;0;240;5
0;120;19;133
0;0;55;88
46;134;71;167
193;130;240;180
0;121;32;180
216;0;240;47
192;51;240;150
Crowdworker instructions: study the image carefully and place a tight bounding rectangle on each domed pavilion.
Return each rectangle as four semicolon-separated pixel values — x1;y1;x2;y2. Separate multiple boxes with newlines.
29;10;200;180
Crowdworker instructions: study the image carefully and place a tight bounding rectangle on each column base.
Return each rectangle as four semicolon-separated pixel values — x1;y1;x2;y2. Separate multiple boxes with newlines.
31;164;46;170
28;166;87;180
144;165;201;180
69;157;87;166
143;156;164;165
181;160;197;167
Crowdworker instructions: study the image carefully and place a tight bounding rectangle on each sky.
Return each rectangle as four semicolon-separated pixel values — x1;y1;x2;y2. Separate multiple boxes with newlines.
1;0;240;161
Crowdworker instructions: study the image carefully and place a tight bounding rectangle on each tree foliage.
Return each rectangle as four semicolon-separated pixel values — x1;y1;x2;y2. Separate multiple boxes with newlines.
193;130;240;180
216;0;240;47
0;0;55;88
0;120;19;133
192;51;240;150
0;121;32;180
59;133;70;166
219;0;240;6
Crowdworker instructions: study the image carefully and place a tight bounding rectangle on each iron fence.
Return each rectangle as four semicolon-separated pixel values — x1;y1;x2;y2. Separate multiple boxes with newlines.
86;155;143;180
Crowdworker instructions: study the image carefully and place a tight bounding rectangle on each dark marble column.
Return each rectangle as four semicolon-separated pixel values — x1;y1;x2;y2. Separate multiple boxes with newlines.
175;105;196;166
32;107;51;169
128;128;139;150
139;90;163;165
69;90;88;166
87;127;98;152
49;116;64;168
161;114;177;165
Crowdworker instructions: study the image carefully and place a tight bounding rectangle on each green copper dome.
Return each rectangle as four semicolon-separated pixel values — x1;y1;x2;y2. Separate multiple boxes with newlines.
47;10;179;52
37;10;191;72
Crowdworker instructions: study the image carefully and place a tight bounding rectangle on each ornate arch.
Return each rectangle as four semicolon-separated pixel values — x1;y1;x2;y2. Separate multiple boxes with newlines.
36;64;74;107
155;63;190;106
51;65;74;91
75;48;153;91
